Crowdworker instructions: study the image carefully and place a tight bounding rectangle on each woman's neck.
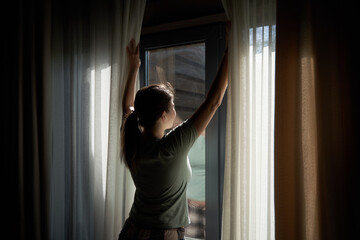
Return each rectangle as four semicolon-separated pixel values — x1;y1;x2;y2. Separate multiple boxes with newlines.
142;127;165;140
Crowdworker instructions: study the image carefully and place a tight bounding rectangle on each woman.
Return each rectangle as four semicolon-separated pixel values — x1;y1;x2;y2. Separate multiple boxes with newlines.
119;29;229;239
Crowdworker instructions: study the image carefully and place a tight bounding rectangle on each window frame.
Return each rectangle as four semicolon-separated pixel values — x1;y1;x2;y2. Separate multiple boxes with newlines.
140;23;227;240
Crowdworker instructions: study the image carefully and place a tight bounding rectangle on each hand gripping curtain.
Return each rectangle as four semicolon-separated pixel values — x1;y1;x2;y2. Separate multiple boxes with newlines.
50;1;146;239
221;0;276;239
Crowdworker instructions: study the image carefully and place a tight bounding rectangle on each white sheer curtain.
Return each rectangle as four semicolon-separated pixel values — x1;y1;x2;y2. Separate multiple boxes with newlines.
50;1;146;239
221;0;276;239
104;1;146;239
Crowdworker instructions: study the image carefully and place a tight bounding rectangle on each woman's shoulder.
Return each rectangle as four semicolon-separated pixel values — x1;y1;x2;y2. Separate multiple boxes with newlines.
165;119;197;138
160;119;198;153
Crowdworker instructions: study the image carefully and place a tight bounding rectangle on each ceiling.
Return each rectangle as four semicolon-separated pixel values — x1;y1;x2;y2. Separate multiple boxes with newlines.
142;0;225;27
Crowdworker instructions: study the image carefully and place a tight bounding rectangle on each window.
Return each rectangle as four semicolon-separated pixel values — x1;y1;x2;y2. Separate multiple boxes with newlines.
140;23;226;240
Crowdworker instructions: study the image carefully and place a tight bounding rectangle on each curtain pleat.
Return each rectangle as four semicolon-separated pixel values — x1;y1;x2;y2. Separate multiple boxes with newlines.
50;1;146;239
221;0;276;239
275;0;358;239
5;0;52;239
104;1;146;239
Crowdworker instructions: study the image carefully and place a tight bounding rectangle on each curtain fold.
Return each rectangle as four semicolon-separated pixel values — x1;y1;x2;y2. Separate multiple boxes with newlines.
221;0;276;239
50;0;146;239
5;0;52;238
275;0;358;239
104;1;146;239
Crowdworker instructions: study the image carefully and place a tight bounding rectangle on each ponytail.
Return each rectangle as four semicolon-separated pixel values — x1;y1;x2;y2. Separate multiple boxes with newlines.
121;111;141;171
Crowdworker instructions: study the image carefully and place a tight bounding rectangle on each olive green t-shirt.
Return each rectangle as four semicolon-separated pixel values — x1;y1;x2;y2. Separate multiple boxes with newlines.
129;119;198;228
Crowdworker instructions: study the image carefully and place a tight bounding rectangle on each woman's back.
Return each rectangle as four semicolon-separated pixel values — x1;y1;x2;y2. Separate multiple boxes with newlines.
129;120;197;228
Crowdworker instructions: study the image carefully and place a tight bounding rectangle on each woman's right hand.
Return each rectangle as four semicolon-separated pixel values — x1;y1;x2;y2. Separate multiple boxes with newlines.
126;38;141;72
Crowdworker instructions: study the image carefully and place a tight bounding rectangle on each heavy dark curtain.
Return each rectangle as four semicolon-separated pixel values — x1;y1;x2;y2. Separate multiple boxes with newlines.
275;0;358;239
4;0;52;239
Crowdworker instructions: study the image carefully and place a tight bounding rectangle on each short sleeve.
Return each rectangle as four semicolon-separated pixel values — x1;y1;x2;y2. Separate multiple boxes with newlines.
160;119;198;156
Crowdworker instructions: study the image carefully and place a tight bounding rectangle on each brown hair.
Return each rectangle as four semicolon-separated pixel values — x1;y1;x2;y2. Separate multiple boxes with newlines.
121;83;174;171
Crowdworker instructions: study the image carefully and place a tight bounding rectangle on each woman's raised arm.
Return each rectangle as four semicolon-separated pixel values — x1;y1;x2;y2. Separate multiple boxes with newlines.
122;39;141;118
189;22;230;136
189;50;228;136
